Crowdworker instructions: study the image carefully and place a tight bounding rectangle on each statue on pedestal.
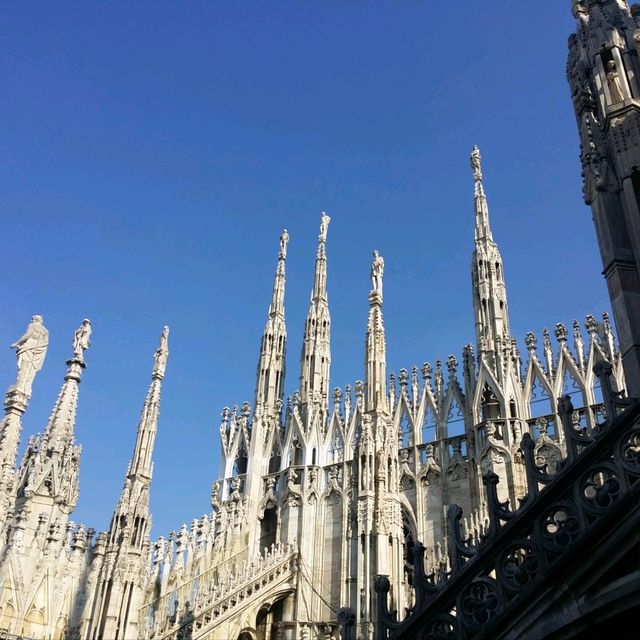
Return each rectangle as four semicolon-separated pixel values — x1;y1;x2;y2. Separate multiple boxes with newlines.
10;315;49;396
606;60;625;105
319;212;331;242
153;326;170;379
470;145;483;182
279;229;289;260
371;250;384;295
72;319;92;359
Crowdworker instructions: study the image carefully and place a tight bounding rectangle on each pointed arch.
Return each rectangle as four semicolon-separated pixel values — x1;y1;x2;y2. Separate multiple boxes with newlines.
525;361;555;420
442;382;466;439
556;350;588;406
421;403;437;444
327;424;344;464
439;371;467;436
267;443;281;474
52;587;73;640
22;577;48;638
282;412;306;466
398;409;414;448
258;506;278;552
472;363;505;421
0;568;17;632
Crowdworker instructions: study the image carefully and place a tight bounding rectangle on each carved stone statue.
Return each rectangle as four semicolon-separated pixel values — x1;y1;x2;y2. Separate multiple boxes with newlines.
279;229;289;259
10;315;49;396
606;60;625;105
571;0;586;17
319;212;330;242
72;319;92;359
371;250;384;294
470;145;483;182
153;326;170;379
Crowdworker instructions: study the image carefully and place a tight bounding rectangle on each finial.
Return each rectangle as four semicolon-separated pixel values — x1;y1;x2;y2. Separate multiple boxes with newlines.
554;322;568;344
152;326;170;380
279;229;289;260
370;249;384;297
319;212;330;243
470;145;483;182
10;315;49;397
72;319;92;361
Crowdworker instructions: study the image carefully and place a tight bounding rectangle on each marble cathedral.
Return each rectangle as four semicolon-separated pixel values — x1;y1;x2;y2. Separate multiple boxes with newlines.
0;2;638;639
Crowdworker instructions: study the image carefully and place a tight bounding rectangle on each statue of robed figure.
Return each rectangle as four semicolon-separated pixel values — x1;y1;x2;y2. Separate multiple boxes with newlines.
10;315;49;396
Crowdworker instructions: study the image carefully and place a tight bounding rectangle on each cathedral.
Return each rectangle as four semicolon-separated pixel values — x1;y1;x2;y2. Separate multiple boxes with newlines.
1;2;640;639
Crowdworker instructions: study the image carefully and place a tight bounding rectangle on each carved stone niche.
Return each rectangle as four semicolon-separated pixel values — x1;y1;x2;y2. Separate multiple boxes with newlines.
600;48;633;109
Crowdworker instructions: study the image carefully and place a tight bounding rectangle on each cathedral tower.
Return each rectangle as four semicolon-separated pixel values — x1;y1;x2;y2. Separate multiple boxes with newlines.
568;0;640;395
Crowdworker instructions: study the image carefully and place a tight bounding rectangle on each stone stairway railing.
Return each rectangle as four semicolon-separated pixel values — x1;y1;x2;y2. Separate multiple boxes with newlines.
373;361;640;640
145;542;298;640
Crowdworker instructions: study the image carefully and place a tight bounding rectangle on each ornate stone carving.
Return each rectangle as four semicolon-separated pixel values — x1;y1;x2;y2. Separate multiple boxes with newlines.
153;326;169;379
279;228;289;259
72;319;92;360
10;315;49;396
371;249;384;294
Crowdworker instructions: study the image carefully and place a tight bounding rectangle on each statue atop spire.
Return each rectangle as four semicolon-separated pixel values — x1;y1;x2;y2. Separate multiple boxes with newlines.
10;315;49;396
279;229;289;260
153;326;170;380
319;212;330;243
365;251;387;413
370;250;384;297
72;319;92;361
470;145;483;183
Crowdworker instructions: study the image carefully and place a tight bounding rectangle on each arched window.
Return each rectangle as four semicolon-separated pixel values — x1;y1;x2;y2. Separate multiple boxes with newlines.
481;385;501;421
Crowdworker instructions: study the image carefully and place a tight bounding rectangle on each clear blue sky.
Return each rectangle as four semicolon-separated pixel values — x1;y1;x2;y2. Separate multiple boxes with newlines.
1;2;606;536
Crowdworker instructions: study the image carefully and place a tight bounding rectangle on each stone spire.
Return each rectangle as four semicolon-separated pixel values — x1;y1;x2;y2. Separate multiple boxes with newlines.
471;144;492;243
85;327;169;640
254;230;288;415
15;319;91;515
0;316;49;527
470;146;511;372
127;325;168;482
299;212;332;418
365;250;387;413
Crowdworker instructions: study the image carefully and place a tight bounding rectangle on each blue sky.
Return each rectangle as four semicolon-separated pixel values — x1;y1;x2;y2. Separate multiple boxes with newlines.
0;2;606;536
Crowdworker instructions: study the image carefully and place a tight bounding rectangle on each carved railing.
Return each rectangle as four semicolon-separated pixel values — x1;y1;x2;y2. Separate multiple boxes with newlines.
375;362;640;640
146;542;298;640
142;546;250;633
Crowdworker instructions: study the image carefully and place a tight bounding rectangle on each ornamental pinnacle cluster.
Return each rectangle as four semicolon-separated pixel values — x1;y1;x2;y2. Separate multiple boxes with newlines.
0;3;638;637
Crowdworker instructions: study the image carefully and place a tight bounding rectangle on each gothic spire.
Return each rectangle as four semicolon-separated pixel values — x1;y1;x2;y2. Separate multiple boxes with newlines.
365;250;387;413
127;326;168;481
254;230;288;415
469;147;511;373
270;229;288;319
14;319;91;515
88;328;168;640
471;145;493;243
41;319;91;451
299;213;332;417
